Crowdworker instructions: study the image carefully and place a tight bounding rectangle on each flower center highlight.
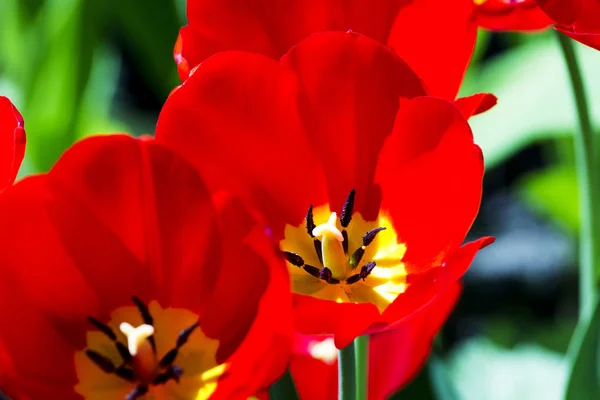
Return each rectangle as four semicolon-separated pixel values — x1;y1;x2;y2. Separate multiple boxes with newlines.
74;298;227;400
280;189;408;312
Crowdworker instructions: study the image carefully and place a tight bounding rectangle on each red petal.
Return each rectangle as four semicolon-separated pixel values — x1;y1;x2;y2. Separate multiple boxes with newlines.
293;294;380;349
290;285;461;399
157;49;326;235
177;0;412;79
475;0;553;31
0;97;26;191
539;0;582;26
376;97;484;270
210;198;292;396
387;0;477;99
444;236;495;282
369;283;462;398
455;93;498;119
281;31;425;219
555;0;600;51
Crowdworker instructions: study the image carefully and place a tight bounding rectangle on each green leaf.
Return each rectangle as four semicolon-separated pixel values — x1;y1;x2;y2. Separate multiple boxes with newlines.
564;300;600;400
268;369;300;400
461;36;600;169
428;354;460;400
518;166;579;233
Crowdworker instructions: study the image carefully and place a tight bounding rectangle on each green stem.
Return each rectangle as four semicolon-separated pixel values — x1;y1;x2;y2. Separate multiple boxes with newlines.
338;341;355;400
556;32;598;321
354;335;369;400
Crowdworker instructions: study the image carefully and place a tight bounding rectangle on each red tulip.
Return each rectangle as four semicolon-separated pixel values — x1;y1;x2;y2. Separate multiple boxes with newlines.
289;284;462;399
157;31;493;349
474;0;600;51
0;96;26;191
0;135;292;399
175;0;478;99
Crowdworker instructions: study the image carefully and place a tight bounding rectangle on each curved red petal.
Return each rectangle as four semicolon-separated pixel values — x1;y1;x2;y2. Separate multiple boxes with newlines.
157;49;326;235
455;93;498;119
376;97;484;270
387;0;477;99
474;0;553;31
555;0;600;51
538;0;582;26
293;294;380;349
368;283;462;398
0;96;26;191
444;236;495;282
281;31;425;219
210;198;292;396
178;0;412;79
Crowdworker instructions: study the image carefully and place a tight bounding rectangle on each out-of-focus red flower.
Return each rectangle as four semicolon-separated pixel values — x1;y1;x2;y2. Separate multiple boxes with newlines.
157;31;493;349
554;0;600;51
0;96;26;191
0;135;291;399
475;0;600;51
288;284;461;400
473;0;554;31
175;0;478;99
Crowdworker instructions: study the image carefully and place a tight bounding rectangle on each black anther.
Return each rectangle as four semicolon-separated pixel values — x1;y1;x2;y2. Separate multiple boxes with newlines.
360;262;377;280
87;317;117;341
115;366;136;382
153;365;184;385
126;385;148;400
132;296;153;325
349;247;365;269
346;274;361;284
340;189;356;228
116;341;133;365
131;296;156;353
303;264;321;278
363;227;386;247
342;230;349;254
176;322;199;348
284;251;304;267
319;267;333;282
306;205;316;237
160;348;179;368
318;267;340;284
314;239;323;265
85;350;116;373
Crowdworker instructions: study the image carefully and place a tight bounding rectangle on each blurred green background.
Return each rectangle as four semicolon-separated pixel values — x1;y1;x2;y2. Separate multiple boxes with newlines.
2;1;599;398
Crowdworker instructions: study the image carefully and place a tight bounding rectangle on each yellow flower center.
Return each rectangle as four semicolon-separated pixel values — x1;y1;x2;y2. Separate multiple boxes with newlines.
280;189;408;312
74;298;227;400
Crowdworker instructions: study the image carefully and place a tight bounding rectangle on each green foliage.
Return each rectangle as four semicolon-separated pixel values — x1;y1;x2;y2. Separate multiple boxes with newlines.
564;300;600;400
519;166;579;233
462;36;600;169
0;0;181;173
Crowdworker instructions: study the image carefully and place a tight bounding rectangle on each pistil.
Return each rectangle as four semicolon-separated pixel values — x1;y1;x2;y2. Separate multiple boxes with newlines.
312;212;348;279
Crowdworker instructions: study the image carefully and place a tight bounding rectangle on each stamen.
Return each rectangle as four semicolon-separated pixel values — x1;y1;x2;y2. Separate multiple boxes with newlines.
87;316;132;364
132;296;157;353
359;262;377;280
340;189;356;228
363;227;386;247
346;274;361;284
348;247;365;269
115;366;136;382
342;230;349;254
85;349;116;373
314;239;323;264
303;264;321;278
319;267;333;283
153;365;183;385
87;317;117;341
119;323;155;356
126;385;148;400
159;321;200;368
306;205;316;237
284;251;304;267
